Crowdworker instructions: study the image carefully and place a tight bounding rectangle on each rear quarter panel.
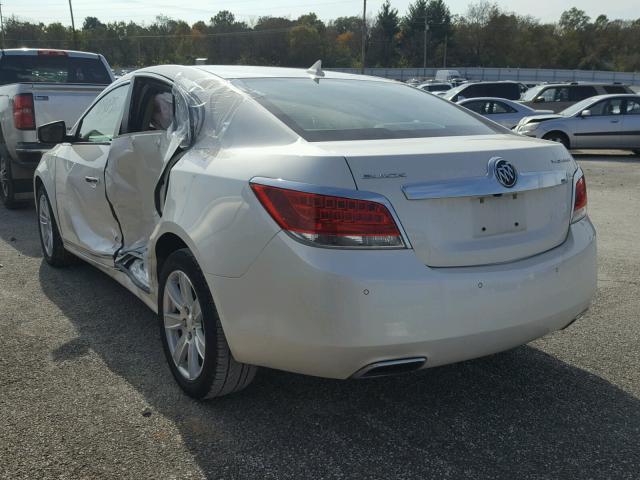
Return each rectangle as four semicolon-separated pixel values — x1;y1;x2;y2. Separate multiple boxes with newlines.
149;145;357;288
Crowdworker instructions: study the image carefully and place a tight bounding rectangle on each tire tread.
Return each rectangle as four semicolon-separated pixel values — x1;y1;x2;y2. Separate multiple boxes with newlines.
159;248;256;400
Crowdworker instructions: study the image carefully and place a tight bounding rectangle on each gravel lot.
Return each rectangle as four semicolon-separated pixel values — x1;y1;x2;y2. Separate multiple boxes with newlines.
1;152;639;479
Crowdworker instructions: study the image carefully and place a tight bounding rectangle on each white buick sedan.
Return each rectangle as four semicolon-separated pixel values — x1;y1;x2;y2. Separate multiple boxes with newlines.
34;64;597;399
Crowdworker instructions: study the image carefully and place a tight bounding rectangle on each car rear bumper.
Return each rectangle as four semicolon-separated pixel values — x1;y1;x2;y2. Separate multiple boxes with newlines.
207;217;597;379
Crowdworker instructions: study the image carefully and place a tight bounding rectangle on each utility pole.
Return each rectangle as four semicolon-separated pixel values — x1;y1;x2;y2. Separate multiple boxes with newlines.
68;0;77;49
443;34;447;68
360;0;366;74
0;3;5;49
423;14;428;76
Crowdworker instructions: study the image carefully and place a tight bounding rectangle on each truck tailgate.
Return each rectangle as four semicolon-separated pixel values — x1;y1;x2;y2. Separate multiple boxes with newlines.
30;83;108;127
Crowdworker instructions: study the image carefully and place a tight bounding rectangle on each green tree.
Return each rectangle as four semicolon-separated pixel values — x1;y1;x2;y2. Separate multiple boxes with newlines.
286;13;327;66
369;1;400;67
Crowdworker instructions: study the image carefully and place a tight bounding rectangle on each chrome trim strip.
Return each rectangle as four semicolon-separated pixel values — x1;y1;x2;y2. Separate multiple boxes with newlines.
402;169;569;200
249;176;412;249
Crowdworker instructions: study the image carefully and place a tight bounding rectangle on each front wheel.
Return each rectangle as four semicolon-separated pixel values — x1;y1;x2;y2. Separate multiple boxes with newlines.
543;132;570;149
37;187;73;267
0;154;18;208
158;249;256;399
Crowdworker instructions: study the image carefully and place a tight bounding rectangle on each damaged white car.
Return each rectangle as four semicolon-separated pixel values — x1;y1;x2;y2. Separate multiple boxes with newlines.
34;64;597;399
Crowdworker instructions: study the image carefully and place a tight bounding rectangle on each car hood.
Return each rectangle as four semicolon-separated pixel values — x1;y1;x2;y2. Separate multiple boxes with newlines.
517;114;564;126
532;109;555;115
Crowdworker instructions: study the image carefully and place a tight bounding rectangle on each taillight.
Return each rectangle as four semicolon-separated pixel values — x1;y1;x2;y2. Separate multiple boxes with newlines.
250;182;405;248
13;93;35;130
37;49;67;56
572;174;587;223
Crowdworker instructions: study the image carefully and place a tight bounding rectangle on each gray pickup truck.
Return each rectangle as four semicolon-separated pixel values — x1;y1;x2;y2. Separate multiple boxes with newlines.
0;48;113;207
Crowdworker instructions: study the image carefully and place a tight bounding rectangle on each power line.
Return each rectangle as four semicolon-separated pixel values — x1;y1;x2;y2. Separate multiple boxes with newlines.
0;3;5;48
2;24;302;43
360;0;366;74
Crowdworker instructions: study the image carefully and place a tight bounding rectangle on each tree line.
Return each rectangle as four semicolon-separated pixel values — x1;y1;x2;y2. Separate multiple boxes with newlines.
2;0;639;71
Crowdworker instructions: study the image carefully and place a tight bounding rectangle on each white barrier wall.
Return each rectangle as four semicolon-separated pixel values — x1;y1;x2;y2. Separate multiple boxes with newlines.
328;67;640;85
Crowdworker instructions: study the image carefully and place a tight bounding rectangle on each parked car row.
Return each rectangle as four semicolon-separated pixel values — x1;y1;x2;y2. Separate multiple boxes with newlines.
413;77;639;152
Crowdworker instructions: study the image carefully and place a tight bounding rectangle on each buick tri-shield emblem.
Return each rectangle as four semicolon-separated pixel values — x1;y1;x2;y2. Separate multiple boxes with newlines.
494;159;518;188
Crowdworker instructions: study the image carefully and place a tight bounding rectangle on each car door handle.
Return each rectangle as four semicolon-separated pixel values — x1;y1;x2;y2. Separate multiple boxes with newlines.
610;120;620;123
85;176;99;186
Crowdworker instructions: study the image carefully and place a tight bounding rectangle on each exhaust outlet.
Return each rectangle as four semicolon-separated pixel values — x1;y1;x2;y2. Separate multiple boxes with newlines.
352;357;427;379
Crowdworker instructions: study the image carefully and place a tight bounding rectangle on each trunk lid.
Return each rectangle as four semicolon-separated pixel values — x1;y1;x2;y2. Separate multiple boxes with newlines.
318;134;575;267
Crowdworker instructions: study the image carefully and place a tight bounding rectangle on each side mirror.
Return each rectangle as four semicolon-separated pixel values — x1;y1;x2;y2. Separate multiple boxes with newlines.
533;97;545;103
580;109;592;117
38;121;69;144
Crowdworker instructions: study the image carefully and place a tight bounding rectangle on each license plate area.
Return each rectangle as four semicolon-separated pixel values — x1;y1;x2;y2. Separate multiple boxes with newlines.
472;193;526;237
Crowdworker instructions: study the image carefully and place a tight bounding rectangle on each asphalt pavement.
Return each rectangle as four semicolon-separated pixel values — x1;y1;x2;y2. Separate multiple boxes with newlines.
1;151;639;479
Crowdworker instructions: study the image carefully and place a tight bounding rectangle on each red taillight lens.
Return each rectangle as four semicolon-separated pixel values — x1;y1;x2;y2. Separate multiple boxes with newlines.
13;93;35;130
572;175;587;223
250;182;405;248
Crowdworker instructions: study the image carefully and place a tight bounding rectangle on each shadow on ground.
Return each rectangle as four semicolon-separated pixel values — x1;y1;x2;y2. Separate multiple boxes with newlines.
39;260;640;479
572;150;640;163
0;202;42;258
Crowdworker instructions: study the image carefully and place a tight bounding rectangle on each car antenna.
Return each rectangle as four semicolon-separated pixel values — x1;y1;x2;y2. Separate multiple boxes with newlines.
306;60;324;83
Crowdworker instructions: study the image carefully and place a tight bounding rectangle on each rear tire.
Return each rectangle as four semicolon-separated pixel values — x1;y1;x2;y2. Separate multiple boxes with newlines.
543;131;570;149
0;154;18;208
158;249;256;399
37;187;74;267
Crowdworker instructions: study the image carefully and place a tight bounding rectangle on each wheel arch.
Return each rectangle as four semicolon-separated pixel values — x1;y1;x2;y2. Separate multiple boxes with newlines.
33;165;60;222
154;231;189;278
543;130;571;148
149;224;205;299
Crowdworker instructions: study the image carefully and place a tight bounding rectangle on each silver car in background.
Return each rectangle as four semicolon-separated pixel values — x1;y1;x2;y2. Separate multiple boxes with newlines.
457;97;553;129
515;94;640;153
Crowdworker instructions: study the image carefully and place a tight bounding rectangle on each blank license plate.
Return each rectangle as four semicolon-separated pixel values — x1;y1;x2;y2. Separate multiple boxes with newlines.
472;193;526;237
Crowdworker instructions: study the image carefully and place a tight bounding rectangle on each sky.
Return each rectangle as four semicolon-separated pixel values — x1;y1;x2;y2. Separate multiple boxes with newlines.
1;0;638;26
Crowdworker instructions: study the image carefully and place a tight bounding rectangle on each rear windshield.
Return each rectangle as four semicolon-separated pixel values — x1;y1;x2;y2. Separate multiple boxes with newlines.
603;85;628;94
0;54;112;85
234;78;502;142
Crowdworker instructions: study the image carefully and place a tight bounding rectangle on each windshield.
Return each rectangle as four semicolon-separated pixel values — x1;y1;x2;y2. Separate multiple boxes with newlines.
560;98;597;117
521;85;544;101
234;78;502;142
0;54;112;85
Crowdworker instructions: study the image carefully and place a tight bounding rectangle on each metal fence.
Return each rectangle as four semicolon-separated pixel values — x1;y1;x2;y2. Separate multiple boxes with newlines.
328;67;640;86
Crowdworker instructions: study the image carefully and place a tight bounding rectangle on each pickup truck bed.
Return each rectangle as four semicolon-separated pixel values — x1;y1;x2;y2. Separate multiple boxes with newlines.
0;48;113;207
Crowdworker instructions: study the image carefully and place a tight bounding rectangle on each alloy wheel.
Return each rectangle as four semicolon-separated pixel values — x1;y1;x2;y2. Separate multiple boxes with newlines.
0;157;8;198
163;270;205;380
38;194;54;258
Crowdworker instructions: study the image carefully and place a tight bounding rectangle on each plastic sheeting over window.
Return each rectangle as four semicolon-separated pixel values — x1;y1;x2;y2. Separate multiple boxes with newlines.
108;69;300;288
